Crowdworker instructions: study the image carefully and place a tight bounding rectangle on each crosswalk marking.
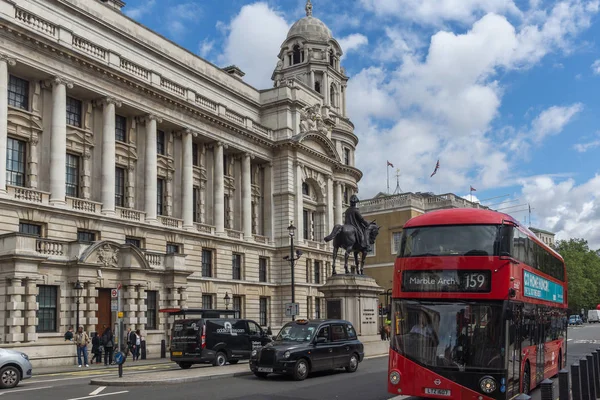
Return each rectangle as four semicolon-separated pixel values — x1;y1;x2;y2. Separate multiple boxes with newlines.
66;390;129;400
89;386;106;396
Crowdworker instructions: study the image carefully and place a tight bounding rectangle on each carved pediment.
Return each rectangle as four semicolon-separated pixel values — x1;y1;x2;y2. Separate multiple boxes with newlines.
293;132;340;161
79;240;152;270
66;126;94;149
116;141;138;164
7;109;43;137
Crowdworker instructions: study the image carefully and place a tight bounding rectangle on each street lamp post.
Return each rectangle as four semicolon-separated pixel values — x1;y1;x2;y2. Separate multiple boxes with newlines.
283;221;303;321
74;280;83;330
224;292;231;310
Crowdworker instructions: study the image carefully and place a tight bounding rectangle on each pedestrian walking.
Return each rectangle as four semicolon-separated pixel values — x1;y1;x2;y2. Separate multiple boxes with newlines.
128;328;136;359
91;332;102;365
133;329;142;361
74;326;90;367
101;325;114;366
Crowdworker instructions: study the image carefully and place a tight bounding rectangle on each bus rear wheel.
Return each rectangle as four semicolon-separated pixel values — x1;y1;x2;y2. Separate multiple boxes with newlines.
523;364;531;395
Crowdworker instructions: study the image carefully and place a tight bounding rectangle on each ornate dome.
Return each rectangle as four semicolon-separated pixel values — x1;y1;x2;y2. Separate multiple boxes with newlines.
286;1;332;42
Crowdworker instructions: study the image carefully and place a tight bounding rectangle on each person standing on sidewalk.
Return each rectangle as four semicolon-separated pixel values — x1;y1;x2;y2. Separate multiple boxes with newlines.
91;332;102;365
133;329;142;361
102;326;115;366
74;326;90;367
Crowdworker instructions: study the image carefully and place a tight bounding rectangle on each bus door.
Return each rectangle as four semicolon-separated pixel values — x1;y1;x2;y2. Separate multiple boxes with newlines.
507;302;523;398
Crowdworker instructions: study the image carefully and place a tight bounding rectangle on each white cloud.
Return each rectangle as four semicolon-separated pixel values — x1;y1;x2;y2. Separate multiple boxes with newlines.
166;3;203;39
218;2;289;88
592;59;600;74
574;133;600;152
198;39;215;59
338;34;368;57
520;175;600;249
531;104;583;142
374;27;423;62
124;0;156;20
359;0;522;25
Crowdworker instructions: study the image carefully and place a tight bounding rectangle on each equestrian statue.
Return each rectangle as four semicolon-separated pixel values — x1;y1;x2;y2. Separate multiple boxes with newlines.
324;195;380;275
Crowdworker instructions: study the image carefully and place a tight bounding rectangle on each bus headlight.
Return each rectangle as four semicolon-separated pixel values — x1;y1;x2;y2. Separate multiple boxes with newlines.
389;371;401;385
479;376;497;394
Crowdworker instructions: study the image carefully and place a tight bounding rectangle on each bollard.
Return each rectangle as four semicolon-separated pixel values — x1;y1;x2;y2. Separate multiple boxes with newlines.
515;394;532;400
160;339;166;359
581;358;591;400
587;355;597;400
559;369;570;400
541;378;554;400
141;340;147;360
595;352;600;396
573;363;583;400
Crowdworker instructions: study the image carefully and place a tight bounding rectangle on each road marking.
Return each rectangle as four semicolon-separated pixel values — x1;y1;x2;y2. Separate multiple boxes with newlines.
568;339;573;341
574;339;600;344
66;390;128;400
387;396;410;400
89;387;106;396
0;386;53;396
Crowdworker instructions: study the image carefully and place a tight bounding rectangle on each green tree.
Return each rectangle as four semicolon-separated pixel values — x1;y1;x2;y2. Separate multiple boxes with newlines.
555;238;600;313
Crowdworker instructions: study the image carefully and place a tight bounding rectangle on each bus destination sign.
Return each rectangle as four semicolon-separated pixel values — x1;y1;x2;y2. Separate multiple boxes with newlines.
402;270;492;293
523;270;564;303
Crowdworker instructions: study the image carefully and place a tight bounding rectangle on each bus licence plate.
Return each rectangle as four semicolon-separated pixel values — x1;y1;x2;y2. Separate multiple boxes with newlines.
425;388;451;396
258;367;273;373
171;352;182;356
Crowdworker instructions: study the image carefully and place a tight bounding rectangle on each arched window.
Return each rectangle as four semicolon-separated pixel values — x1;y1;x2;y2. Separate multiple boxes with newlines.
315;81;321;93
293;45;301;65
330;83;335;106
329;49;334;67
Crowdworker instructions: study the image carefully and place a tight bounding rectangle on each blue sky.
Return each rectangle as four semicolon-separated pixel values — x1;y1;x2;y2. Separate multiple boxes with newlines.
121;0;600;248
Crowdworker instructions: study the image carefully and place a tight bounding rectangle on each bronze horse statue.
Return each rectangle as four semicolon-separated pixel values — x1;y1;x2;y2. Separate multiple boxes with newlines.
324;221;380;275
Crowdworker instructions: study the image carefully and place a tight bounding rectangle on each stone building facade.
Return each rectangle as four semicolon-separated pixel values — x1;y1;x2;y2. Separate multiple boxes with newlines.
0;0;360;365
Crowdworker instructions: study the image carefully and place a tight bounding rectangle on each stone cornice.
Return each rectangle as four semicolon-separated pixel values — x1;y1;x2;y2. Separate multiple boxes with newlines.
43;76;74;89
0;53;17;66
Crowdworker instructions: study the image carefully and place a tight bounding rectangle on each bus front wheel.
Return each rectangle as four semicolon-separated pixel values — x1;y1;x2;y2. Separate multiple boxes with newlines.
523;364;531;395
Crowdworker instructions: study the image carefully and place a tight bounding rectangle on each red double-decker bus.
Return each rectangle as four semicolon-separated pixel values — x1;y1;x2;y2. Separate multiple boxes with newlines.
387;208;567;399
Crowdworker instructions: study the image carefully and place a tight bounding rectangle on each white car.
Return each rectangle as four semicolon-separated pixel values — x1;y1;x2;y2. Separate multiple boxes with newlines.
0;349;33;389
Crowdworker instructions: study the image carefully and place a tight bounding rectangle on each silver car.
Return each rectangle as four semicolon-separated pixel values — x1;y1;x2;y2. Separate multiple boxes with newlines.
0;349;33;389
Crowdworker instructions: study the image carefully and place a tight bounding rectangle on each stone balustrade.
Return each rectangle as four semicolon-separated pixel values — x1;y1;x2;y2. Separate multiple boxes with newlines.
67;197;101;213
145;252;164;268
158;215;182;229
226;229;243;240
195;223;215;235
7;185;49;204
36;238;65;256
116;207;146;222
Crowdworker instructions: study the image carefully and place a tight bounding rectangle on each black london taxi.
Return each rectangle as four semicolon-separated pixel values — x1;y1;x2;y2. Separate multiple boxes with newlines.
249;319;364;381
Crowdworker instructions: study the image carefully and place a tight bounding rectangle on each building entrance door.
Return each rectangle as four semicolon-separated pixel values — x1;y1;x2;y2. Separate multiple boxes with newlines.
96;289;112;335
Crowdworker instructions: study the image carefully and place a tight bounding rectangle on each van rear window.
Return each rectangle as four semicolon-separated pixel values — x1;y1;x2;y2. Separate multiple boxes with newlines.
173;320;201;337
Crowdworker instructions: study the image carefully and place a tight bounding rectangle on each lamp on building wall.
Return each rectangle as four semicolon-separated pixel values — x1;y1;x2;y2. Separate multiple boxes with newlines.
283;221;303;321
74;280;84;330
224;292;231;310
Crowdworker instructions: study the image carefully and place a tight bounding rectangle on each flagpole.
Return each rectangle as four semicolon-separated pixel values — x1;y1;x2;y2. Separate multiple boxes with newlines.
528;204;531;226
387;163;390;195
470;189;472;203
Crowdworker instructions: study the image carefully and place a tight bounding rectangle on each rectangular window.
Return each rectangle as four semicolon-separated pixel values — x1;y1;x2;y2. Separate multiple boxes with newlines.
307;297;313;319
303;209;309;240
66;97;82;127
315;297;321;319
344;148;350;165
306;259;311;283
166;243;180;254
314;261;321;284
202;249;212;277
157;178;164;216
115;167;125;207
65;153;79;197
224;195;231;229
259;297;268;326
193;186;200;223
233;296;242;318
157;130;165;155
8;75;29;110
77;230;96;243
392;232;402;254
232;254;242;280
19;221;41;237
115;115;127;142
302;182;310;196
125;237;142;248
145;291;157;330
192;143;199;166
6;137;26;187
223;155;229;176
343;188;349;204
202;294;213;309
259;257;268;283
36;285;57;333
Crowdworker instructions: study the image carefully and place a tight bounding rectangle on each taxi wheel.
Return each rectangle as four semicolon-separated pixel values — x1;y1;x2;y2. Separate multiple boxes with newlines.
345;353;359;373
213;351;227;367
0;366;20;389
178;362;192;370
229;360;239;365
293;359;309;381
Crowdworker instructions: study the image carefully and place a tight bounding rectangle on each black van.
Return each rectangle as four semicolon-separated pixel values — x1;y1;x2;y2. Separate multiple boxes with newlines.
170;318;271;368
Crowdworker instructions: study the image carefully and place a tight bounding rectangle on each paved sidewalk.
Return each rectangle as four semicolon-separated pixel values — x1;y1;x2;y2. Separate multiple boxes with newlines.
35;355;170;375
90;362;252;386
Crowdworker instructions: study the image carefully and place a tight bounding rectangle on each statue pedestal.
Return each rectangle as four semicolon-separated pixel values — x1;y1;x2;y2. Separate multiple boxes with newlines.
318;274;383;337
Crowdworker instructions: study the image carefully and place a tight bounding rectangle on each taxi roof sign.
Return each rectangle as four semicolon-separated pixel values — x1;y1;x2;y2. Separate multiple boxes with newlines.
295;319;309;324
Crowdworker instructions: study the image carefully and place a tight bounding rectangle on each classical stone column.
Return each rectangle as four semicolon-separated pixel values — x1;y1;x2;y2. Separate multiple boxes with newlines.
81;150;91;199
28;133;39;189
296;162;304;242
264;162;273;240
334;181;343;225
310;70;315;89
341;85;347;116
6;278;24;342
242;153;253;240
49;77;73;205
101;98;121;215
181;129;196;229
144;115;161;222
126;165;135;208
327;175;334;234
85;282;98;335
213;142;225;234
323;73;329;106
136;287;147;328
0;55;16;195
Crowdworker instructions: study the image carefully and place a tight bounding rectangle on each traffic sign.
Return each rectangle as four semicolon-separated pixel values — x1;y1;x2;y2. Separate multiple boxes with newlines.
118;311;123;318
114;351;126;365
111;289;118;298
285;302;299;317
111;299;118;312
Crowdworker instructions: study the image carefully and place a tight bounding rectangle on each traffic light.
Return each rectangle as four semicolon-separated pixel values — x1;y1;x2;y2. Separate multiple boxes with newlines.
378;304;383;316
